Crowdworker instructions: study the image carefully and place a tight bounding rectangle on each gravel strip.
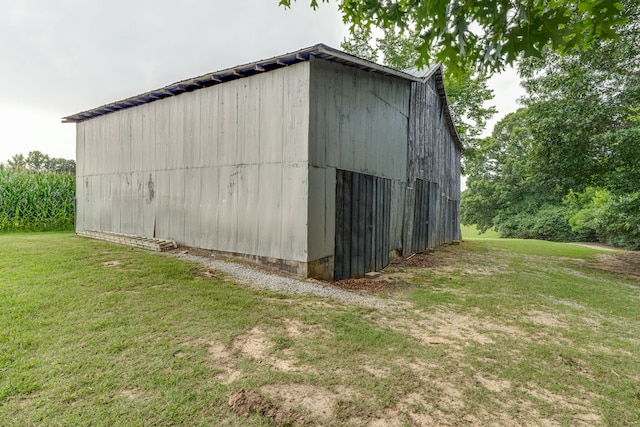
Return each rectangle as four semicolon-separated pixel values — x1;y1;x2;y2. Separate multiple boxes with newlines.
171;252;397;309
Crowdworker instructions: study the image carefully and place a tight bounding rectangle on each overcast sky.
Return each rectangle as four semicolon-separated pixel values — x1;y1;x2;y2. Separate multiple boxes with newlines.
0;0;523;164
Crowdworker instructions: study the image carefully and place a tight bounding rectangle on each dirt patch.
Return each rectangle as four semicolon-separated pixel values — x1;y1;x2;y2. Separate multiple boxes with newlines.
393;253;442;268
527;310;565;328
587;252;640;281
260;384;356;421
333;277;390;292
102;260;121;267
228;389;308;426
234;327;270;360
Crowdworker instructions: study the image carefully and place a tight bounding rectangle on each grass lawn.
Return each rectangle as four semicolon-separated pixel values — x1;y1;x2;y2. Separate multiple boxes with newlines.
1;232;639;426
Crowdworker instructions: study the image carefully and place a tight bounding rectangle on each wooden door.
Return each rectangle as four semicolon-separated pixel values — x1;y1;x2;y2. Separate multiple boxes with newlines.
334;170;391;280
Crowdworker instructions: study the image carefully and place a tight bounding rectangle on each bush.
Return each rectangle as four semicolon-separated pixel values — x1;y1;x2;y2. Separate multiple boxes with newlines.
493;204;585;242
565;188;640;250
0;168;75;232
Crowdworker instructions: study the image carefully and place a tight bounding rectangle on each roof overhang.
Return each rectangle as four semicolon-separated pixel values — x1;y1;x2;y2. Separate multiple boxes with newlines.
62;43;462;149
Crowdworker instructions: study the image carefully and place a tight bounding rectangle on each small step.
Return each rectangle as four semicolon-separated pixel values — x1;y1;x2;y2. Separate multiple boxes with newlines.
77;230;177;252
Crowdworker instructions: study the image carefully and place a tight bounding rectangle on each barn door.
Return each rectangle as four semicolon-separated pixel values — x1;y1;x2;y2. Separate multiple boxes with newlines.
411;178;430;253
334;170;391;280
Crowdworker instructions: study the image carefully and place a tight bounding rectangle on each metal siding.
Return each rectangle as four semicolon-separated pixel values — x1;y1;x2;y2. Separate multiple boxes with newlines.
184;90;202;169
307;166;326;261
169;97;185;170
131;107;144;174
218;81;238;166
141;103;156;173
257;163;282;259
169;168;185;242
281;162;308;262
200;167;219;250
154;101;170;172
259;69;284;164
184;168;203;248
237;78;260;165
120;173;133;235
236;165;260;255
155;170;170;239
131;171;145;236
216;166;238;252
283;63;310;163
200;86;219;167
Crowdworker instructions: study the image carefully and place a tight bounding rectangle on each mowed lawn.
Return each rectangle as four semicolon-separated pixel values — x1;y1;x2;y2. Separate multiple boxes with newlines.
1;232;639;426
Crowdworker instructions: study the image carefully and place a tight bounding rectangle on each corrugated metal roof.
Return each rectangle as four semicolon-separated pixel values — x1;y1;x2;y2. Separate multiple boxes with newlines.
62;43;462;149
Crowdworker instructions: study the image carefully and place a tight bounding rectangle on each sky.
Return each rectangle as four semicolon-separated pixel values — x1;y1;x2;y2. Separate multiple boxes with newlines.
0;0;523;165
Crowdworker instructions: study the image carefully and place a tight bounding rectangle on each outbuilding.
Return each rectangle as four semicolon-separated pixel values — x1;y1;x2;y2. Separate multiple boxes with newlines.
64;44;462;281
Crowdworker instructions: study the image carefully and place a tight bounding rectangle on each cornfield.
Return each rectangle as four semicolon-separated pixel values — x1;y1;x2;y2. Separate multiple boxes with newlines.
0;169;75;232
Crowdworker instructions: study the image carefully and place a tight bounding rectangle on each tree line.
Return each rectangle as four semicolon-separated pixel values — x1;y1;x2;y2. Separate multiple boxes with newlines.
2;151;76;174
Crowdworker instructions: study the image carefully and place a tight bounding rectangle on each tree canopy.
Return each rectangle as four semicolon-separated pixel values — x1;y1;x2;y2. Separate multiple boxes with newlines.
280;0;627;73
3;151;75;174
462;0;640;248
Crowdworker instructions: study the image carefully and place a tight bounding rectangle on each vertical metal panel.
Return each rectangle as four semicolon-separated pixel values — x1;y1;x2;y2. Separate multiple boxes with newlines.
324;167;336;257
131;107;144;173
118;110;132;175
100;175;111;230
120;173;133;235
89;175;101;230
131;171;144;236
283;62;310;163
142;171;156;237
237;79;260;165
200;85;219;167
236;165;260;255
307;166;326;260
218;81;238;166
257;163;282;259
168;97;185;170
281;162;308;262
216;166;238;252
184;90;202;169
155;100;170;171
169;168;185;242
184;168;202;248
141;103;156;173
200;167;219;250
155;170;170;239
259;69;284;163
75;176;85;231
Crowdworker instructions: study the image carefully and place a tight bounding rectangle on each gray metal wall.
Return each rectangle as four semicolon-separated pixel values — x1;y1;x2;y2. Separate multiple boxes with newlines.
307;57;410;263
76;62;311;262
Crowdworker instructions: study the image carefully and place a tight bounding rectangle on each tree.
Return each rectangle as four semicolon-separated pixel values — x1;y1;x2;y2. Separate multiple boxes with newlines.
2;152;75;174
518;0;640;194
281;0;627;74
341;29;497;151
6;154;26;170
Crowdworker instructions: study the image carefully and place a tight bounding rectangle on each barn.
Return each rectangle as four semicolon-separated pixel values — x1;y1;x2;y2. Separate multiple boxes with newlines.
63;44;462;281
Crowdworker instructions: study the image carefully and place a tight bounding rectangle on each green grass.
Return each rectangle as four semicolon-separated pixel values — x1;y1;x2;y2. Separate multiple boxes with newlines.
461;223;500;239
1;232;639;426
